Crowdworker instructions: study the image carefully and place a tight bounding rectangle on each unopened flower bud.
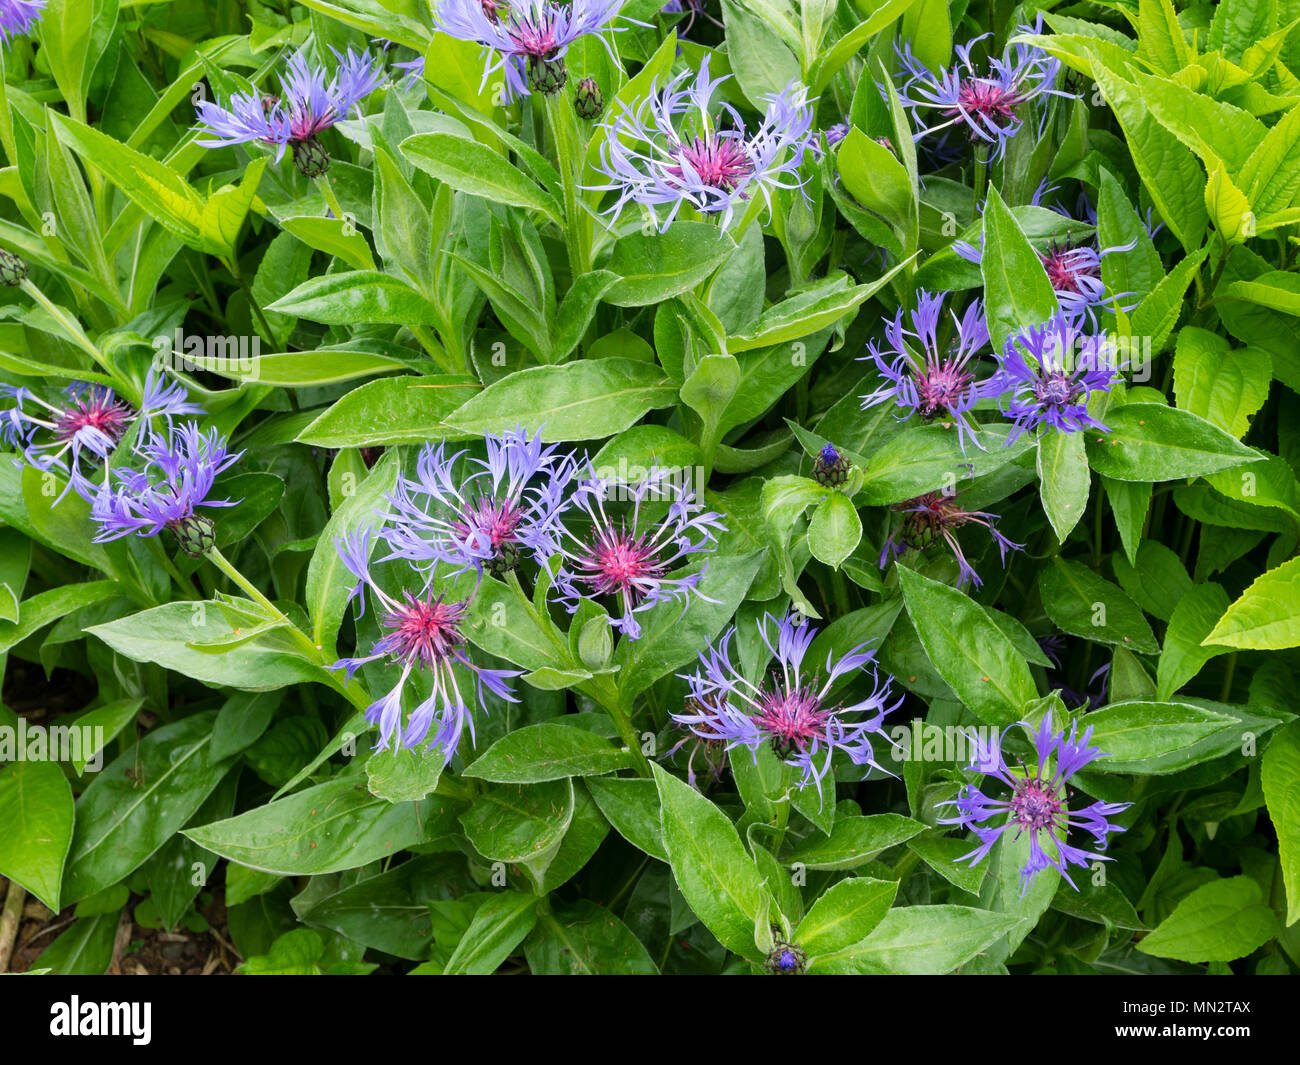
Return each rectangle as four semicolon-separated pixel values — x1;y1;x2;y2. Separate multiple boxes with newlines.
0;249;29;287
574;76;603;120
170;514;217;558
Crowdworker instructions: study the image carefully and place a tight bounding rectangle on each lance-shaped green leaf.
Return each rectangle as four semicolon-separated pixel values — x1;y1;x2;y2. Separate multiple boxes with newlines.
268;271;442;325
814;905;1022;974
401;132;563;224
796;878;897;963
1205;555;1300;649
603;222;737;306
464;723;640;783
898;566;1037;725
807;491;863;570
1262;723;1300;926
1037;430;1090;542
652;764;774;962
1084;403;1261;482
1038;557;1159;654
1137;877;1279;962
0;760;74;912
980;184;1058;355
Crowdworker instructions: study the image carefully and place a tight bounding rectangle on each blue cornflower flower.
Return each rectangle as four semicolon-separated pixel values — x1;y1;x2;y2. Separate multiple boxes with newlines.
673;613;901;802
0;0;44;45
860;290;993;453
331;528;522;758
86;421;242;552
552;466;725;640
939;717;1131;895
991;313;1121;444
381;427;574;579
896;22;1073;160
2;370;202;500
195;49;385;175
879;491;1022;589
589;56;813;231
435;0;627;99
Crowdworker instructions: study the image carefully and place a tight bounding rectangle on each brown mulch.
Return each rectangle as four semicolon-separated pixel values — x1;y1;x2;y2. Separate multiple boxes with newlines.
8;892;239;975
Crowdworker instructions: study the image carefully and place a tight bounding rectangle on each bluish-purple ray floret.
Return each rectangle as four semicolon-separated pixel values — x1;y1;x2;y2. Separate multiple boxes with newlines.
895;19;1073;160
330;528;521;758
195;48;385;162
381;427;575;580
860;289;993;453
0;0;45;45
673;613;902;803
589;56;813;231
991;312;1121;444
551;465;726;640
1;370;201;501
87;421;242;543
939;717;1130;895
435;0;626;99
878;491;1023;589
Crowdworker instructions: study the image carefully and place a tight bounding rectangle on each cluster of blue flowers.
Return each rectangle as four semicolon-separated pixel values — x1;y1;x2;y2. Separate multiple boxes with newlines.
334;428;725;759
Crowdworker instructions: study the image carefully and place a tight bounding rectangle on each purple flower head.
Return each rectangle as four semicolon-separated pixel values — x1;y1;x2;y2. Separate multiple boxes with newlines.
330;528;521;759
896;20;1073;161
381;427;574;580
1;369;202;500
879;490;1023;588
589;56;813;231
860;290;993;453
195;49;385;169
991;313;1122;444
0;0;44;45
436;0;627;100
673;613;902;803
87;421;242;547
552;465;726;640
939;718;1131;895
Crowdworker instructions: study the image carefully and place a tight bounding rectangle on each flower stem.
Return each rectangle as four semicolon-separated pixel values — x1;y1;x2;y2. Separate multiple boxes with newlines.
972;143;990;209
315;173;349;226
543;92;591;284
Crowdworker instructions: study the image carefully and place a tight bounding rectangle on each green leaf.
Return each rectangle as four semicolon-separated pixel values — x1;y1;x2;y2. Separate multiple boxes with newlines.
603;223;737;307
1038;557;1159;654
1085;403;1261;482
402;132;563;224
585;776;667;861
1037;430;1090;542
1156;584;1233;700
722;0;800;104
1173;327;1271;439
185;777;459;875
62;713;230;904
268;271;441;325
838;127;915;237
459;779;575;888
1205;556;1300;649
788;814;926;870
1087;54;1208;252
980;184;1059;353
0;760;74;911
297;377;480;448
652;763;774;961
35;911;120;976
365;746;445;804
1137;876;1279;962
443;892;539;975
796;878;897;961
1262;723;1300;926
807;491;863;570
525;900;658;975
446;358;676;442
815;905;1022;974
898;566;1038;725
464;723;640;782
1080;700;1239;767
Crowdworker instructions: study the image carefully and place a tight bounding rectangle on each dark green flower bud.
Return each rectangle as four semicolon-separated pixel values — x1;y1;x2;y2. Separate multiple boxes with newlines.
170;514;217;558
764;939;806;975
0;249;29;287
812;443;850;488
292;136;332;179
574;76;603;120
528;55;568;96
487;540;522;578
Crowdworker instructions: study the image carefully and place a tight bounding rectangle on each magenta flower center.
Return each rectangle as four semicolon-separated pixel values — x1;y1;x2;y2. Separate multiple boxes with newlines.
53;390;133;445
952;80;1019;128
670;136;753;192
1035;371;1079;408
1040;245;1095;294
755;685;830;751
380;594;470;668
454;496;523;553
1010;779;1063;832
583;528;667;598
916;361;974;417
508;14;561;59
